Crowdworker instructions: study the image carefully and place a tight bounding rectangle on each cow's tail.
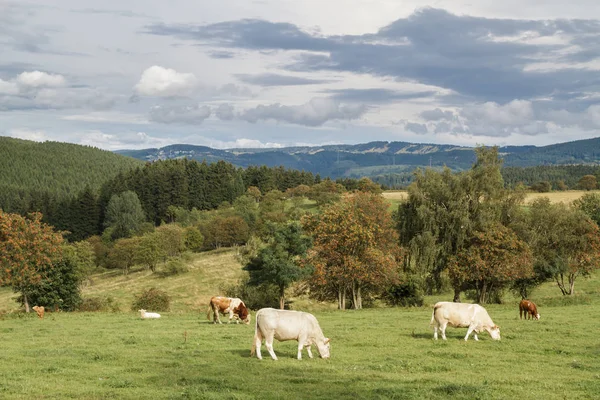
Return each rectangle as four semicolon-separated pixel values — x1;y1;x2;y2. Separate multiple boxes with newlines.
250;310;262;356
206;301;213;321
429;303;440;327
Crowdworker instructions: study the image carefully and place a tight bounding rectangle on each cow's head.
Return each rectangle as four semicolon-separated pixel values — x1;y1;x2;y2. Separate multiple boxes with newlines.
535;313;540;320
237;304;251;324
317;338;331;359
489;325;501;340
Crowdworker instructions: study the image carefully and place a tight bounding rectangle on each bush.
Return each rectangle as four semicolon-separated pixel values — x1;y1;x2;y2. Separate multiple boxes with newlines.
221;277;279;310
131;288;170;312
156;259;189;278
384;281;424;307
78;296;120;312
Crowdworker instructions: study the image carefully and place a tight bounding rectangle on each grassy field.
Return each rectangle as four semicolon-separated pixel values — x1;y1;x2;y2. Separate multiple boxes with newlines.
0;248;599;399
382;190;600;210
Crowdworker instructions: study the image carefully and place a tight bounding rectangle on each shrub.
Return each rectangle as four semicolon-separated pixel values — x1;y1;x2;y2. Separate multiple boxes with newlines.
384;281;424;307
156;259;189;278
221;277;279;310
131;287;170;312
78;296;120;312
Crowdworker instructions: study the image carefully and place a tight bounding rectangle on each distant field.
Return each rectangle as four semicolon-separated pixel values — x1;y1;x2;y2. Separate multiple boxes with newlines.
383;190;600;206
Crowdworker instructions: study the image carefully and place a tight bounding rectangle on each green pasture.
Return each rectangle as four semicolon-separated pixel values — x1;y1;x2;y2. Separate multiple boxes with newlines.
0;271;599;399
0;249;598;399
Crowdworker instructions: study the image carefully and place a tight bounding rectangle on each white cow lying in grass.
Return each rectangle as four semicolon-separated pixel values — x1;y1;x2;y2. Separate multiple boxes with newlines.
251;308;330;360
139;309;161;319
430;301;500;341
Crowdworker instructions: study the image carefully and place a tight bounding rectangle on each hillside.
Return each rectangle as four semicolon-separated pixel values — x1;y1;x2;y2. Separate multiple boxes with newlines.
0;136;143;211
116;137;600;181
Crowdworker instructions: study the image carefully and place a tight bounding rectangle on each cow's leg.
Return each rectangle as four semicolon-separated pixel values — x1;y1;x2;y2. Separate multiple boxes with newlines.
306;345;313;359
440;322;447;340
433;322;439;340
253;332;263;360
228;309;234;324
472;332;479;341
465;325;475;341
212;305;221;324
297;343;304;360
265;338;278;360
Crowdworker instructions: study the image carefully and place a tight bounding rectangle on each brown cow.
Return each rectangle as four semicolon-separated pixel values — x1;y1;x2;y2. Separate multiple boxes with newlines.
519;299;540;320
206;296;250;324
32;306;45;319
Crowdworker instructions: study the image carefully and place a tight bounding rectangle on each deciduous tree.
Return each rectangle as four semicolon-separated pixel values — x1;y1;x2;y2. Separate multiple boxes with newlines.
303;192;401;309
447;223;534;304
0;211;64;312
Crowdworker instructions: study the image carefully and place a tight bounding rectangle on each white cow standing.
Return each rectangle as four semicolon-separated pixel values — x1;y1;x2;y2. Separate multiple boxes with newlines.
430;301;500;341
251;308;331;360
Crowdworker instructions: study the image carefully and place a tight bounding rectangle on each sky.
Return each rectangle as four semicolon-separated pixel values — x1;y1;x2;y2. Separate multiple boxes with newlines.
1;0;600;151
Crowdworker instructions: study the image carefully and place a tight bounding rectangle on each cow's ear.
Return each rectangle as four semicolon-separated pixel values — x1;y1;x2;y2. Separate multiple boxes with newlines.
324;338;330;344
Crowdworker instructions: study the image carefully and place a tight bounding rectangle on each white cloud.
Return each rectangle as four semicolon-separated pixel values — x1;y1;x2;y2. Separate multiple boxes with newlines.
134;66;199;97
61;111;149;124
16;71;66;88
8;128;47;142
0;78;19;94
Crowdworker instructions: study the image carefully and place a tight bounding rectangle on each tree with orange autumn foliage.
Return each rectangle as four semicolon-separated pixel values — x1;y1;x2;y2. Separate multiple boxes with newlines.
302;192;402;309
0;211;64;312
447;223;533;304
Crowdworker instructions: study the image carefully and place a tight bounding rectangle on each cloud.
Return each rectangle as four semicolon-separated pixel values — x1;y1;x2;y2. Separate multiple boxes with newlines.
8;128;47;142
236;73;332;86
240;97;367;126
208;50;236;59
325;88;437;103
222;138;283;149
149;104;211;124
0;70;117;111
216;103;235;120
145;9;600;103
16;71;66;87
404;122;428;135
135;66;199;97
420;108;455;121
0;78;19;94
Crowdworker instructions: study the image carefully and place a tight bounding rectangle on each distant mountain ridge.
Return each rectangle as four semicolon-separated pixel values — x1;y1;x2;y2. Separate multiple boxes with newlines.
115;137;600;179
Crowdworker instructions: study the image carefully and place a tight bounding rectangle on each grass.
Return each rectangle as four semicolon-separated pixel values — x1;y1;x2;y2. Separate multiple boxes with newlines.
0;248;599;399
382;190;600;211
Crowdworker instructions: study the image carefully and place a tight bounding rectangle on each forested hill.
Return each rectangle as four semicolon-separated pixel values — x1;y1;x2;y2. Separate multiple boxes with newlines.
0;137;142;207
116;137;600;180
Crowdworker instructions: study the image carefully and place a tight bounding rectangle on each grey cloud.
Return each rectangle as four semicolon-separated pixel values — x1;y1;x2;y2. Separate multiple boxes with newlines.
144;19;333;51
145;9;600;103
325;88;436;103
405;122;428;135
420;108;455;121
72;8;154;19
216;103;235;120
433;121;452;133
236;73;332;86
149;104;211;124
208;50;237;59
240;97;367;126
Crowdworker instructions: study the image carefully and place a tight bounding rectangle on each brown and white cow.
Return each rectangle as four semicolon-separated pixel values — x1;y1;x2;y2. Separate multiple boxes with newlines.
430;301;501;341
206;296;250;324
519;299;540;320
251;308;331;360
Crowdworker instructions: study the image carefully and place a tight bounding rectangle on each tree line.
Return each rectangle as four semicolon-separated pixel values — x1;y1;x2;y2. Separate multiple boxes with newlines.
3;147;600;313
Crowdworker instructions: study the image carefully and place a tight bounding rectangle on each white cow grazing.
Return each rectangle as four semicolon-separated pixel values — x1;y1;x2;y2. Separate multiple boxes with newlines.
139;309;161;319
431;301;500;341
251;308;331;360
